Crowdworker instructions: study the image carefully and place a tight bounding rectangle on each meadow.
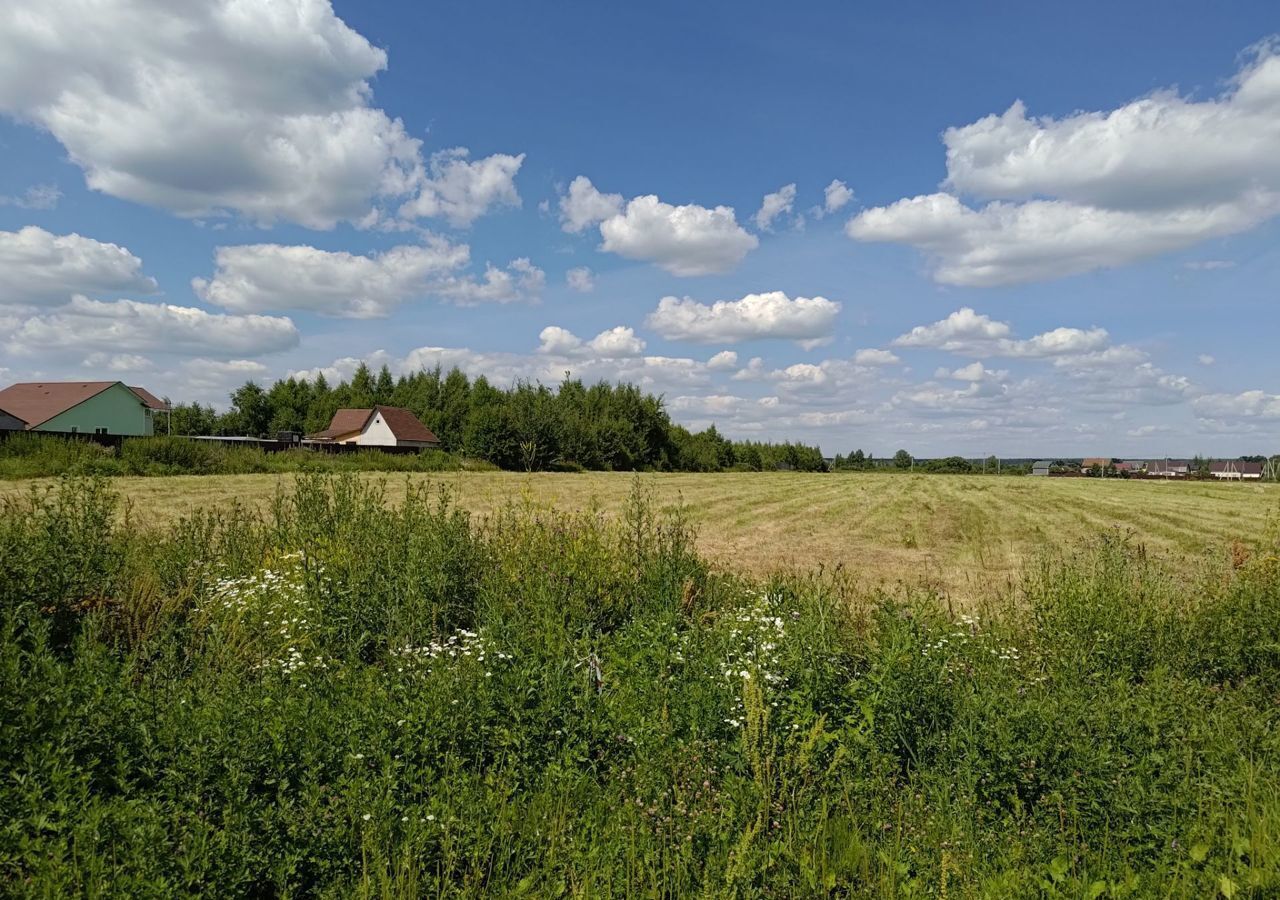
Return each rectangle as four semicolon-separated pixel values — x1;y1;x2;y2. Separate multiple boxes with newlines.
2;470;1274;601
2;473;1279;896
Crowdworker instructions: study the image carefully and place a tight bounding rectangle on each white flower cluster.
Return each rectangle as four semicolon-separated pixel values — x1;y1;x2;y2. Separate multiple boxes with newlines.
922;613;980;657
203;551;328;676
923;612;1021;665
390;627;510;676
720;591;788;728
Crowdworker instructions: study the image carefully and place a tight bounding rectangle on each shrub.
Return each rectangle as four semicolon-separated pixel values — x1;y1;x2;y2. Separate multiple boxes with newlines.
120;435;224;474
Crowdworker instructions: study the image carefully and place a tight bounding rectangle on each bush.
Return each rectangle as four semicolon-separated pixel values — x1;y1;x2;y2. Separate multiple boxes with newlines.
0;434;469;479
0;433;123;478
120;435;224;474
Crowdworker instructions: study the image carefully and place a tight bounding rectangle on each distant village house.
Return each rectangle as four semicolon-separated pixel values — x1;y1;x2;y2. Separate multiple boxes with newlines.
1146;459;1191;478
309;406;440;448
1209;460;1264;480
0;381;168;435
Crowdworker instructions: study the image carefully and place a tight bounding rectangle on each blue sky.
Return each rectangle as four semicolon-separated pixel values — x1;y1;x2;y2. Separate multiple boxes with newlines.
1;1;1278;456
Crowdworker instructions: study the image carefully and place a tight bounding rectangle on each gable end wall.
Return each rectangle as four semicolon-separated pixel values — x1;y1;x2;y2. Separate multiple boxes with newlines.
36;383;152;435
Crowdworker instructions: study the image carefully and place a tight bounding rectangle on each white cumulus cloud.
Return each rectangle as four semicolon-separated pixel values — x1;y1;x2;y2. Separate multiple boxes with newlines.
7;296;299;356
848;42;1280;284
754;183;796;231
192;238;471;318
1193;390;1280;422
0;0;427;229
853;348;900;366
397;148;524;227
1;226;158;308
824;179;854;213
647;291;840;345
560;177;757;275
706;350;739;371
538;325;645;359
940;361;1007;382
893;307;1109;359
558;176;623;233
432;258;545;306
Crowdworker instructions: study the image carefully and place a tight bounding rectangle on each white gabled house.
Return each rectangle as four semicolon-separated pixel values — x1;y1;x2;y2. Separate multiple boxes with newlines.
309;406;440;448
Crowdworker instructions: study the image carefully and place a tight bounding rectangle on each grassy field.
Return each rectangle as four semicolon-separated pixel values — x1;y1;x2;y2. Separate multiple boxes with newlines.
4;471;1275;599
3;474;1279;895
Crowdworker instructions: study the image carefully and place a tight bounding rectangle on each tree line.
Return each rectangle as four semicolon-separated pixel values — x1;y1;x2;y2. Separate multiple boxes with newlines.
162;364;1279;478
829;449;1021;474
167;363;828;473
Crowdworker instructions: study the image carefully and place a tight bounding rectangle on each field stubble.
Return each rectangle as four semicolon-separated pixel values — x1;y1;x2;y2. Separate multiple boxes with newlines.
3;471;1273;600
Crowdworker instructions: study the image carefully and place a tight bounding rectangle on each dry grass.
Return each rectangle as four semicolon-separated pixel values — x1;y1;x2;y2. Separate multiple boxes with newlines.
3;471;1276;599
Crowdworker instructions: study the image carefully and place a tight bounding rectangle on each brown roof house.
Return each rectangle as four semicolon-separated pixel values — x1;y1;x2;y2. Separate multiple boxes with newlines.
1209;460;1264;480
0;381;168;435
310;406;439;448
1147;459;1191;478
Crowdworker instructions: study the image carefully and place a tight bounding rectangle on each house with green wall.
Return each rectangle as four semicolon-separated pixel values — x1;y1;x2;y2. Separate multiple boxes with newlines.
0;381;169;436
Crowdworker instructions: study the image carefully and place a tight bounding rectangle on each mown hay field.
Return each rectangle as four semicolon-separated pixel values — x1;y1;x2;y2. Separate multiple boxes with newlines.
4;472;1274;598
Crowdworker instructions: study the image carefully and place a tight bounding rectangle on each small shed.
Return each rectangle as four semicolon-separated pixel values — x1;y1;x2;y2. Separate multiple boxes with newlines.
1031;460;1053;476
310;406;440;448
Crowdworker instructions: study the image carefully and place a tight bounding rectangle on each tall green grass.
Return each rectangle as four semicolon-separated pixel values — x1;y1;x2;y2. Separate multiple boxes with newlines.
0;434;481;479
1;476;1278;896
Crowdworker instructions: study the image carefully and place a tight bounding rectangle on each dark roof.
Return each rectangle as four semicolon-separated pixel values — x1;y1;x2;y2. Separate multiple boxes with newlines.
1032;460;1053;467
376;406;439;443
128;385;169;411
0;381;118;428
1210;460;1264;475
310;406;440;443
311;408;374;440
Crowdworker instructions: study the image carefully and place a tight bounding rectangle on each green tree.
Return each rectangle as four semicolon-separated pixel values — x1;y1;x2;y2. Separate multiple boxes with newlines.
374;365;395;404
893;449;913;470
436;368;472;452
228;382;272;437
348;363;376;409
168;402;217;436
